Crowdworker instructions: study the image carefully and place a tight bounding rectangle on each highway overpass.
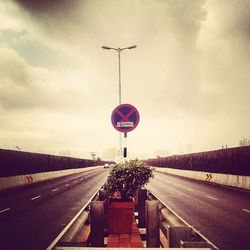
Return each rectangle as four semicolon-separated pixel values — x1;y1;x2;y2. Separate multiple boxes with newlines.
0;147;249;249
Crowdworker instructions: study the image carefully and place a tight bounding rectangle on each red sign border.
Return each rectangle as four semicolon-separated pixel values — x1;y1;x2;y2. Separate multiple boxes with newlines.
111;104;140;133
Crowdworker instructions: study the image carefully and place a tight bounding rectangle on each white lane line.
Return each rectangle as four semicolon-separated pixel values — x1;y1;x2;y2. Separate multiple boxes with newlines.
31;195;41;201
206;195;218;201
47;180;106;250
183;187;193;192
242;209;250;213
52;188;59;192
0;208;10;214
65;184;69;187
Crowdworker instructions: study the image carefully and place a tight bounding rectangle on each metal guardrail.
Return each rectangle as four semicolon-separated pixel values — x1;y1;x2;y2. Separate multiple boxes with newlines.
147;190;219;249
47;184;219;249
47;182;105;250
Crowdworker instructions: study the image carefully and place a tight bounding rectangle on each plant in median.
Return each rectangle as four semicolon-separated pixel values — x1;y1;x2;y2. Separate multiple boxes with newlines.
104;159;154;201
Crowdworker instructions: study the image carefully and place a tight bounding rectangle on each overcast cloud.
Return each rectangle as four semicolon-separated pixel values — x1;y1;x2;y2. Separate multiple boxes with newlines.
0;0;249;160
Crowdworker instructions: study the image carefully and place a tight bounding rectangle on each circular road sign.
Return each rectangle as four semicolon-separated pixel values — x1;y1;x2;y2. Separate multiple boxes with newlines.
111;104;140;133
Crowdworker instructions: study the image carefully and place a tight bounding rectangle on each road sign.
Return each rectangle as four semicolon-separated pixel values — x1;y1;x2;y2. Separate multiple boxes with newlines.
111;104;140;133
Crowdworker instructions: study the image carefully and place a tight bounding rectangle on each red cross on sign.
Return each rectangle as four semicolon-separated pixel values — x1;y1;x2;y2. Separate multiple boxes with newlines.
111;104;140;133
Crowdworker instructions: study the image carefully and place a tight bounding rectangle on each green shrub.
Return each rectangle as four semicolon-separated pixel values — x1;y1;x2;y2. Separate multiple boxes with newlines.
104;159;154;201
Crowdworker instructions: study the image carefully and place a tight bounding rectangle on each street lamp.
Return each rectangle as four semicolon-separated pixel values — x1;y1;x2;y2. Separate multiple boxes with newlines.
102;45;137;104
102;45;137;159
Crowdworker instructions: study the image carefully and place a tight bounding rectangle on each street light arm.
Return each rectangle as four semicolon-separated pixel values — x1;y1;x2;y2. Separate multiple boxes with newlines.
102;45;137;51
120;45;137;51
102;46;117;50
126;45;137;49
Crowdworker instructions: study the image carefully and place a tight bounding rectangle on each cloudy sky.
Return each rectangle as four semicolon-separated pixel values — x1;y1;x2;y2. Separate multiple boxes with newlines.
0;0;249;160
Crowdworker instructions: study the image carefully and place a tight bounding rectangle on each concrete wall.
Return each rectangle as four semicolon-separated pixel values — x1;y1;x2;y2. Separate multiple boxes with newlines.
0;166;102;191
154;167;250;190
2;165;249;191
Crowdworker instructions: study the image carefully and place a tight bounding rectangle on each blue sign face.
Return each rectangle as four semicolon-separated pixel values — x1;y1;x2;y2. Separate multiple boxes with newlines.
111;104;140;133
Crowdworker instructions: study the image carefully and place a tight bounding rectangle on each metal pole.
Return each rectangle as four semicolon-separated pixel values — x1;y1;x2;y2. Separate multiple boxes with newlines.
118;50;127;161
123;132;127;159
118;49;122;160
102;45;137;162
118;49;121;105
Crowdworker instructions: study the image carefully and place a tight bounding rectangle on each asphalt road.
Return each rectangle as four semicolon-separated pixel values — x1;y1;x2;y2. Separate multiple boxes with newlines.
0;167;109;250
147;171;250;250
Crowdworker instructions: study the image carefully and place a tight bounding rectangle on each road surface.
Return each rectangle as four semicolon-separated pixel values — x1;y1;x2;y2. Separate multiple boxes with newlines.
147;171;250;250
0;167;108;250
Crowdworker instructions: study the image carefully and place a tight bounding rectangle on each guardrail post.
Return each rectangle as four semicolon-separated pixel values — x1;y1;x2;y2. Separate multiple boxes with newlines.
146;200;160;247
138;188;147;228
90;201;104;247
98;189;107;201
167;226;192;247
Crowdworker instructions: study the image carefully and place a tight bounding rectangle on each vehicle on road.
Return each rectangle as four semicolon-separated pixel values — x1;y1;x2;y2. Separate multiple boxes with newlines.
104;163;109;168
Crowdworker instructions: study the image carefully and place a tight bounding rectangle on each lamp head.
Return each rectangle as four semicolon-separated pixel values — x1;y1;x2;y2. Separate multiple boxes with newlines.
127;45;137;49
102;46;112;50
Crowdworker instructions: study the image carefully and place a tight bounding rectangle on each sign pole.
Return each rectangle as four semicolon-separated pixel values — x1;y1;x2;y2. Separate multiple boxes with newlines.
111;104;140;162
118;49;122;161
123;132;127;159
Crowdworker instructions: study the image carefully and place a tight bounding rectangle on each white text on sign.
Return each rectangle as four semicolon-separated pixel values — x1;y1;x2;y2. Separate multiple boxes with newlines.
117;122;134;128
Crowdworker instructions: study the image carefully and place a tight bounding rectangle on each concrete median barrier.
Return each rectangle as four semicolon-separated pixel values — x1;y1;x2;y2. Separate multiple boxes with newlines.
154;167;250;190
0;166;102;191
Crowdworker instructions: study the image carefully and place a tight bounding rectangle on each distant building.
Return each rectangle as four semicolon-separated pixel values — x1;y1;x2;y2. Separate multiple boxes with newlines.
239;137;250;146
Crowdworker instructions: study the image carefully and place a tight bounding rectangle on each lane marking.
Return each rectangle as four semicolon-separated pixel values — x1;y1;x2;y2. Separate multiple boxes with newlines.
147;187;220;250
65;184;69;187
242;209;250;213
206;195;218;201
52;188;59;192
47;180;107;250
183;187;193;192
0;208;10;214
31;195;41;201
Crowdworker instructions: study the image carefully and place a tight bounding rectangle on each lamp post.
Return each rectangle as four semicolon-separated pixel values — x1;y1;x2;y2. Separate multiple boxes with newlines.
102;45;137;104
102;45;137;160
